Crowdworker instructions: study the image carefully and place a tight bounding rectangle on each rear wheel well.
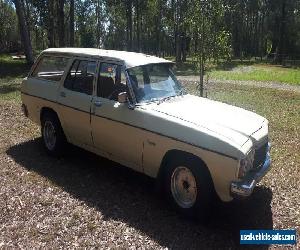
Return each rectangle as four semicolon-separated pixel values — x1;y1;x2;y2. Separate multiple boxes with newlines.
40;107;67;156
40;107;59;123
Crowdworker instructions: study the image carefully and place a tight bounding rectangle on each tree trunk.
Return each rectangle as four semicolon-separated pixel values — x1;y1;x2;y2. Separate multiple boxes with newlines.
198;15;205;97
13;0;34;64
69;0;74;47
35;26;39;50
136;0;140;52
260;11;265;61
48;0;55;47
57;0;65;47
95;0;102;48
126;0;133;51
172;0;178;59
23;0;31;39
275;0;286;64
194;30;198;54
155;0;162;56
199;55;204;97
175;32;182;62
181;33;187;62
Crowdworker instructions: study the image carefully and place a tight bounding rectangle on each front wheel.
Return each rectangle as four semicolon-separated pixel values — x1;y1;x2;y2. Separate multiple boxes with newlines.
41;112;66;156
164;156;214;221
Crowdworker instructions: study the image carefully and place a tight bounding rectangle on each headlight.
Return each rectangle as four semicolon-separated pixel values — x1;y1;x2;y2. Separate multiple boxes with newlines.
238;149;255;178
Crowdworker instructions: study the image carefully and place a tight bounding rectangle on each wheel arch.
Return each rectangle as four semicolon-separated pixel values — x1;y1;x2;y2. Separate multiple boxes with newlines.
156;149;215;194
40;107;66;136
40;107;58;122
40;106;68;156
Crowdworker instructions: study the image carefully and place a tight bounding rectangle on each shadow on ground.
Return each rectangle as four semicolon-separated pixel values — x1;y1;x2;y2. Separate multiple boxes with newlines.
0;59;30;79
213;60;257;71
0;83;20;94
7;139;273;249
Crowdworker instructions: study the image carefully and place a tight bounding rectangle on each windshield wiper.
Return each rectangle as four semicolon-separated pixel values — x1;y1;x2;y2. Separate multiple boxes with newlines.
157;95;177;105
157;89;186;105
136;97;160;105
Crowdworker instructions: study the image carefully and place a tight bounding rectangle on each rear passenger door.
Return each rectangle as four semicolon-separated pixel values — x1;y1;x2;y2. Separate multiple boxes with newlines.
58;58;97;147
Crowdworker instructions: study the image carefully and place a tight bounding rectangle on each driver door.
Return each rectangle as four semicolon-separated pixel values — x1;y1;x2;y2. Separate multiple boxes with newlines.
91;62;144;172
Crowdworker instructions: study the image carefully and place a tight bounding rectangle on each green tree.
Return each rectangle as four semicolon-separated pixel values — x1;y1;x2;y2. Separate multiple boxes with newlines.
0;1;19;52
188;0;231;96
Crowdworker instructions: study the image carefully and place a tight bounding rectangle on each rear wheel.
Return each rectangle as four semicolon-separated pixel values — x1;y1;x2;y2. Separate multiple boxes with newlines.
41;112;66;156
164;155;214;221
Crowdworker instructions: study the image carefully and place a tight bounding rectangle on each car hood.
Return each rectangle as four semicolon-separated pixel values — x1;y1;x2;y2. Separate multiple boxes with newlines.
147;94;266;147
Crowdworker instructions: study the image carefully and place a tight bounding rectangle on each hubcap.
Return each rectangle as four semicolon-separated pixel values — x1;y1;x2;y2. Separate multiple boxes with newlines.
43;120;56;150
171;166;197;208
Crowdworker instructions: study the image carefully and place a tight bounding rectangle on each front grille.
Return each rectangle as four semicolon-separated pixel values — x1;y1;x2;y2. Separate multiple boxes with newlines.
253;142;268;168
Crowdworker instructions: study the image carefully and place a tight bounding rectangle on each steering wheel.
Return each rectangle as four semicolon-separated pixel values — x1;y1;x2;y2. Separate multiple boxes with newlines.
108;83;127;100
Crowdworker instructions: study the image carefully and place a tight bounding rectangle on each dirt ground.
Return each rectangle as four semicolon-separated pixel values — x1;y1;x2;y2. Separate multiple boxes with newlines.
0;84;299;248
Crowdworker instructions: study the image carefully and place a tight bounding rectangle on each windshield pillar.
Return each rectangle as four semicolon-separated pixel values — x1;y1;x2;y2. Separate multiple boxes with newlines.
124;67;137;107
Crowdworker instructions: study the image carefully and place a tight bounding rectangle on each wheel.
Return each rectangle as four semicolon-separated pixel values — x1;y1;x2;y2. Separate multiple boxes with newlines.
164;155;214;221
41;112;66;156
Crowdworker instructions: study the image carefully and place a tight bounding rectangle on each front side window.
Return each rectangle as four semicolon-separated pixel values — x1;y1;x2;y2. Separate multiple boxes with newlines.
98;63;127;101
126;64;183;103
32;56;69;82
64;60;96;95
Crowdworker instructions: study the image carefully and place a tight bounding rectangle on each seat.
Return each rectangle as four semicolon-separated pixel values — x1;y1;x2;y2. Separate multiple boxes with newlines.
98;76;115;98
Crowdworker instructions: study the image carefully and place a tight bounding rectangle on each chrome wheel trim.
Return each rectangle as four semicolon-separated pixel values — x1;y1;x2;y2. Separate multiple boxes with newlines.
43;120;56;151
171;166;197;208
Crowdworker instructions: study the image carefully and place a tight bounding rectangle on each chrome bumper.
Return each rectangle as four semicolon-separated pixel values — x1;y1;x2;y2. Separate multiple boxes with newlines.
231;143;271;198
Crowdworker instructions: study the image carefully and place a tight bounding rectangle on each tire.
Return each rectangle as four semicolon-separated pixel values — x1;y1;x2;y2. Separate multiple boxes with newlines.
164;154;214;221
41;112;66;156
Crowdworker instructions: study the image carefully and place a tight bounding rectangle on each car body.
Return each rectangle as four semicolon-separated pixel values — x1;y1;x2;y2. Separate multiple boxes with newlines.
21;48;271;218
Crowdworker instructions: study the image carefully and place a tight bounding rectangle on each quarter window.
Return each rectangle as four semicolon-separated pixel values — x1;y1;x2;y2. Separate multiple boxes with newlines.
32;56;69;81
64;60;96;95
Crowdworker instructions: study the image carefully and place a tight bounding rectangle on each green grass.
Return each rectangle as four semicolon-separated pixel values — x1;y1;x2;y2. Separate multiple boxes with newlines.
209;64;300;85
0;54;30;102
0;80;22;101
167;56;300;85
0;54;31;78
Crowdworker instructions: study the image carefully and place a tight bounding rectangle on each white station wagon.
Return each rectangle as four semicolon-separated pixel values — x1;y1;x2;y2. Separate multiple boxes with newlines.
21;48;271;219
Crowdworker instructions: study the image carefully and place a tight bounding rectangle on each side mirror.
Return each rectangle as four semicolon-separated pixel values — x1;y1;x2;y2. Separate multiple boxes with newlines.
118;92;127;103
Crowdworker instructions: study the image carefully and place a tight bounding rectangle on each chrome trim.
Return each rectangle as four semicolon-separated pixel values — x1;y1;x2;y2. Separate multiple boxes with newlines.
231;143;271;197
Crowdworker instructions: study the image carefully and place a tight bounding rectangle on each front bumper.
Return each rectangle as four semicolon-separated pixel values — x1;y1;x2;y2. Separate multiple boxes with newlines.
230;143;271;198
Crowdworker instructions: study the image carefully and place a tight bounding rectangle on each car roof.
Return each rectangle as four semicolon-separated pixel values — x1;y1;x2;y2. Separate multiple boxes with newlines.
43;48;173;68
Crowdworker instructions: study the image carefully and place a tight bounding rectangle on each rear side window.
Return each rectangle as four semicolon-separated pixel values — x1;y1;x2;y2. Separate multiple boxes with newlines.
32;56;69;82
64;60;96;95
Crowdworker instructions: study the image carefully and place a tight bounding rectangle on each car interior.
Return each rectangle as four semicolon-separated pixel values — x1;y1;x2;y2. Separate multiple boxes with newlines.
97;64;127;101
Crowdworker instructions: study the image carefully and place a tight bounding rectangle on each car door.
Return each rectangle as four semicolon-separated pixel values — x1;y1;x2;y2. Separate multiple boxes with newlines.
90;62;144;172
57;58;97;147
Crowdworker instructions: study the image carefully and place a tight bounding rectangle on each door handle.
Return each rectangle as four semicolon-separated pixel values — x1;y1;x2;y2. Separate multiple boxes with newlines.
94;100;102;107
60;91;66;97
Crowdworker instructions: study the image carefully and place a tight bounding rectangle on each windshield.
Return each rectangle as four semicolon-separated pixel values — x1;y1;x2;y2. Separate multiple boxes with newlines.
126;64;184;103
